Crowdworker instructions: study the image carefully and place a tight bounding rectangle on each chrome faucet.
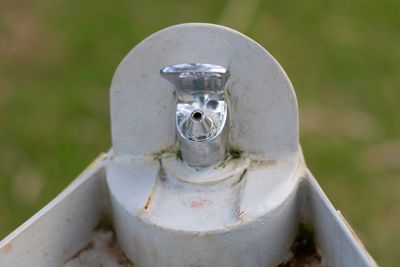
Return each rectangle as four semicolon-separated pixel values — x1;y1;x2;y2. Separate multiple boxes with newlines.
160;63;230;168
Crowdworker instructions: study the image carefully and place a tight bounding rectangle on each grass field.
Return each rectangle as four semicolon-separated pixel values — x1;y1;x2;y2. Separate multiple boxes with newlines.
1;0;399;266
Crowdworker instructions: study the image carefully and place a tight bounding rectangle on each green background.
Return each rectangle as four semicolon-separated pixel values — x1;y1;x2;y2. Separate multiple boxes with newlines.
0;1;399;266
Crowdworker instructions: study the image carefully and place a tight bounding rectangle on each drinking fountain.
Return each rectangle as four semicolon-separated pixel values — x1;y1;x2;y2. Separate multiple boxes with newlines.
0;23;377;267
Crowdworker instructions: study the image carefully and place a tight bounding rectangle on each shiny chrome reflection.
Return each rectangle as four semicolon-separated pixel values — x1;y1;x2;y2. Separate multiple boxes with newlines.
161;63;230;168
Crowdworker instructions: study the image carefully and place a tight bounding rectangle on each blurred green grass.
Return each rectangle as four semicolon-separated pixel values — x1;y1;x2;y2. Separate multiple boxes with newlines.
0;0;399;266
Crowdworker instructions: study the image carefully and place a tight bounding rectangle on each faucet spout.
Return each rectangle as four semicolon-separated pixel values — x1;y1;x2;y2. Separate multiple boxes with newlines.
161;63;230;168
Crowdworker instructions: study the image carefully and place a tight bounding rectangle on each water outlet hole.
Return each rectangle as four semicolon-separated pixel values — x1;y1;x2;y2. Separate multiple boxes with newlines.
191;110;204;121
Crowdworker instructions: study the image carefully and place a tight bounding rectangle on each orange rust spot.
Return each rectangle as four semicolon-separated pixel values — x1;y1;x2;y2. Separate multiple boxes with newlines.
2;244;12;253
144;195;152;210
190;199;210;209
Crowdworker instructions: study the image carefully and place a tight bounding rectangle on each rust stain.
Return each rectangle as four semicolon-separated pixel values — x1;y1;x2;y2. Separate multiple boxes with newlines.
144;195;152;210
2;243;12;253
70;241;94;259
63;230;134;267
106;233;134;266
276;222;324;267
190;199;210;209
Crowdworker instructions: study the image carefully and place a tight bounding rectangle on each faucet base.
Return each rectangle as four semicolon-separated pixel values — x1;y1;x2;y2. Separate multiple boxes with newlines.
107;153;300;267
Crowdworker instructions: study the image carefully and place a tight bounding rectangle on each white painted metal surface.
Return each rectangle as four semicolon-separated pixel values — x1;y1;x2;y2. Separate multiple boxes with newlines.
0;154;108;267
0;158;376;266
0;23;377;267
107;23;301;267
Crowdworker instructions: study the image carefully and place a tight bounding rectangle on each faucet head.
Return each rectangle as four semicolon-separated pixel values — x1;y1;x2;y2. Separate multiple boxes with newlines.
160;63;230;168
161;63;229;102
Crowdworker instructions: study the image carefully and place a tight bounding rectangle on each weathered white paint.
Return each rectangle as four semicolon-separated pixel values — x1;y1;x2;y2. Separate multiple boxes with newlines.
110;23;299;157
0;156;377;267
300;172;377;267
0;154;108;267
107;23;302;266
